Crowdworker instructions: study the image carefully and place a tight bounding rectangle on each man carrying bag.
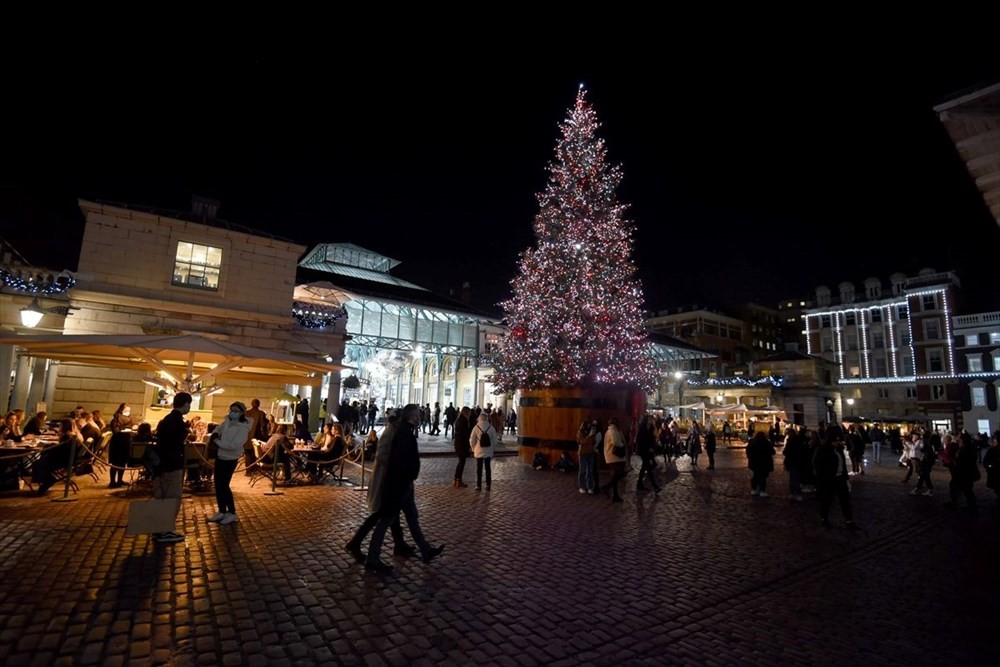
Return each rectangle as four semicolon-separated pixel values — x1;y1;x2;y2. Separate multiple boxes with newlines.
128;392;192;543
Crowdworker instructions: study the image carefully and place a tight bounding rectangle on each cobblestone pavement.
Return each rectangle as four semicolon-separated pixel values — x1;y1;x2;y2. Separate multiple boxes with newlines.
1;447;997;666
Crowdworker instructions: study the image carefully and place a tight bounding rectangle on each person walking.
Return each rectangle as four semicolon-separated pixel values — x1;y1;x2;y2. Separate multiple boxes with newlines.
869;424;885;464
365;404;444;573
704;427;717;470
600;416;627;502
444;403;457;438
635;415;660;493
345;409;416;564
901;433;918;483
813;433;858;529
912;433;936;497
782;426;805;501
208;401;252;525
471;409;497;492
452;406;472;488
577;420;598;494
152;392;192;544
746;431;775;497
946;432;980;511
431;402;441;436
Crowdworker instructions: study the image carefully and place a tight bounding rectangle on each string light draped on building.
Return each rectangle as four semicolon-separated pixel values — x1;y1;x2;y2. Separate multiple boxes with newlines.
492;86;657;393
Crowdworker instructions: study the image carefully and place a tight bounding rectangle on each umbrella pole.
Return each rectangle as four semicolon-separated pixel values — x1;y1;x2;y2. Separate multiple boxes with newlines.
53;440;79;503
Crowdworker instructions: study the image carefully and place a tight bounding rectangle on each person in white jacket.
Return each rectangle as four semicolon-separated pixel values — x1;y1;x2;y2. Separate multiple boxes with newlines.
208;402;252;525
470;410;496;491
601;416;627;502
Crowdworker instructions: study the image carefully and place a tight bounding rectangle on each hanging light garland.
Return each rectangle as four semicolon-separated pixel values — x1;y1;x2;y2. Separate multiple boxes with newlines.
0;268;76;294
292;301;348;329
685;376;784;388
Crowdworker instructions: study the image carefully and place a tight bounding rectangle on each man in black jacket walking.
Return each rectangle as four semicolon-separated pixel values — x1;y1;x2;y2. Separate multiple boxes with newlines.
813;433;858;530
365;404;444;573
153;392;192;544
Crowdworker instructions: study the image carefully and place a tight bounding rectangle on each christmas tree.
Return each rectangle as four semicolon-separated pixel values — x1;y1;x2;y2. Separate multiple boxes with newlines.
491;87;657;393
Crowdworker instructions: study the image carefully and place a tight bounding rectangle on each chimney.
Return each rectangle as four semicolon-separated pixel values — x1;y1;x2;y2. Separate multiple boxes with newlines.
191;195;220;222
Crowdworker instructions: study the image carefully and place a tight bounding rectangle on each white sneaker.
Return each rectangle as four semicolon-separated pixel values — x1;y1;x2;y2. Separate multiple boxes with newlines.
207;512;227;523
579;488;586;494
219;513;238;525
910;488;922;496
759;492;769;498
923;490;933;497
751;490;759;496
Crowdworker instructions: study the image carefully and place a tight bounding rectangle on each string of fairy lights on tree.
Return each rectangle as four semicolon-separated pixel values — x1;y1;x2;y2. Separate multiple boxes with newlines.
491;86;657;393
0;268;76;294
292;301;348;329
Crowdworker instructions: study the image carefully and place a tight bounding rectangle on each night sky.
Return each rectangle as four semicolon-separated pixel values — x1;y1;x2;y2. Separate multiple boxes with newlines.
3;34;999;317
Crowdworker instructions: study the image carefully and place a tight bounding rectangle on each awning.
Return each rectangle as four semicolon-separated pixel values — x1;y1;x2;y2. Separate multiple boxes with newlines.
0;333;347;390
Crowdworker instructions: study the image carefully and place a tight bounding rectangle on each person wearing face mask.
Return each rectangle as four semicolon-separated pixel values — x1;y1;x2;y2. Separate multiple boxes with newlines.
207;402;252;525
152;393;193;544
108;403;136;488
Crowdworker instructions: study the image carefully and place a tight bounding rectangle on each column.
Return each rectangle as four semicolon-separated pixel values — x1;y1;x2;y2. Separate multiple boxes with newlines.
0;344;15;414
9;353;31;413
307;382;322;434
26;357;48;414
43;361;60;410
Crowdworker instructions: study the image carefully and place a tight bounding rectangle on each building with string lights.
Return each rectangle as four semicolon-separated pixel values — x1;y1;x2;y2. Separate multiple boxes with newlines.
803;268;1000;433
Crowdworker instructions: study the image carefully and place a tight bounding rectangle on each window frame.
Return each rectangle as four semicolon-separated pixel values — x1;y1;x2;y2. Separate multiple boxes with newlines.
171;240;224;292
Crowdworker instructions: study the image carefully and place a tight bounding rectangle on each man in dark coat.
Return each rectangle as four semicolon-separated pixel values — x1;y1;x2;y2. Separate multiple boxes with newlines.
813;433;858;529
365;404;444;573
153;392;192;543
452;406;472;488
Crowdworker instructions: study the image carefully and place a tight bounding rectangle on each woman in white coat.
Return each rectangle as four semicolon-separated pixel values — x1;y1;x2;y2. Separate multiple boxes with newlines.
471;410;497;491
209;401;252;525
601;416;627;502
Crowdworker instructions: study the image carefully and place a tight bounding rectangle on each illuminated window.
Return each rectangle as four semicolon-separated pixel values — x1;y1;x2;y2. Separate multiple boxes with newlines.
972;386;986;407
172;241;222;291
923;319;940;340
991;332;1000;344
965;334;979;347
927;349;944;373
966;355;983;372
993;352;1000;371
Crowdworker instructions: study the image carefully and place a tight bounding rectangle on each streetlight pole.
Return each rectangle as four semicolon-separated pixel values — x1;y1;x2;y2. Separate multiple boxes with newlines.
674;371;684;419
846;398;855;418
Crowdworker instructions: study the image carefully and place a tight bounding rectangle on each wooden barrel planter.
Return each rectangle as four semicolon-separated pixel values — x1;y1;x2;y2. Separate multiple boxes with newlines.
518;386;647;466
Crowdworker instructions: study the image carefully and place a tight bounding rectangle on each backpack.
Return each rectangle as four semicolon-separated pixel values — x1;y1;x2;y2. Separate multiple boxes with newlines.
478;426;492;450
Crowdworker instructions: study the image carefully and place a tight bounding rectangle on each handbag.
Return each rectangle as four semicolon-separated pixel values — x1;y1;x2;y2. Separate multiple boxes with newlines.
126;497;182;535
612;443;626;458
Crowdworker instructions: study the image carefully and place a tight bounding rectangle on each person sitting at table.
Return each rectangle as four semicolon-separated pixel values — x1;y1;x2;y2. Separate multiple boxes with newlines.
107;403;136;489
22;411;48;437
32;418;83;496
76;412;102;447
91;409;107;432
1;410;25;443
262;424;294;482
293;414;314;443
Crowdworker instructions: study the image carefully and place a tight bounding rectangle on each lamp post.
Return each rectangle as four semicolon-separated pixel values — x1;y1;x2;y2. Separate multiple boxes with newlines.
846;398;855;418
826;399;835;424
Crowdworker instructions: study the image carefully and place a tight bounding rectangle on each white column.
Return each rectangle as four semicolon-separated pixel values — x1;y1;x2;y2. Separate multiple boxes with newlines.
0;344;15;414
307;382;322;434
43;361;60;409
9;353;31;413
26;357;48;414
